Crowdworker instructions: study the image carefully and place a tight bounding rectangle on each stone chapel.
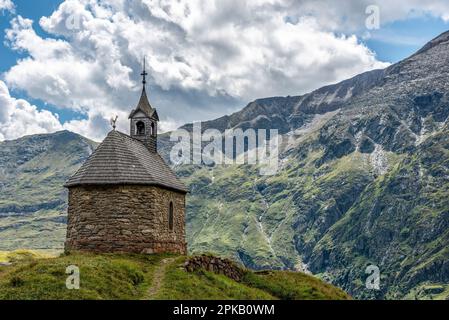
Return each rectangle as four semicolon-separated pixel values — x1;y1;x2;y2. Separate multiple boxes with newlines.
64;62;188;254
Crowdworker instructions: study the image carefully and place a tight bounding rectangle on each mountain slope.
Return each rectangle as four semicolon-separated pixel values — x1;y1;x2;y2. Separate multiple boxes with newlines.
1;31;449;299
0;131;97;250
162;31;449;299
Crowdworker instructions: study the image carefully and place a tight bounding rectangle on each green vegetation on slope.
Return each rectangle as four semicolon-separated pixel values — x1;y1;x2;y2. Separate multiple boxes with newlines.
0;131;97;251
0;252;349;300
243;270;350;300
155;256;275;300
0;249;58;264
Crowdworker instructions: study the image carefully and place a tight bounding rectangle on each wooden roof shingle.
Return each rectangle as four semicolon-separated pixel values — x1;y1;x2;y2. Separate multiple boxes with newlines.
64;130;188;193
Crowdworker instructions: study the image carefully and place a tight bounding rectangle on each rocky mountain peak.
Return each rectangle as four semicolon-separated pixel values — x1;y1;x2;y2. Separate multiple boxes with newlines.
415;29;449;55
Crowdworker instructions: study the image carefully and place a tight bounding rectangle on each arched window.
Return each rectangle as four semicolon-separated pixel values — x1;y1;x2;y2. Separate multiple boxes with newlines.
151;122;156;136
136;121;145;135
168;201;174;231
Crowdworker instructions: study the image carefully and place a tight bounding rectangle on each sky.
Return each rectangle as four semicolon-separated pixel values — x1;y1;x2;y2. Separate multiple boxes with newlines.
0;0;449;142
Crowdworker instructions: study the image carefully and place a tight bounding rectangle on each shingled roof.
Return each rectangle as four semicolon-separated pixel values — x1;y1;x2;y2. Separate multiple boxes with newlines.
129;87;159;120
64;130;188;193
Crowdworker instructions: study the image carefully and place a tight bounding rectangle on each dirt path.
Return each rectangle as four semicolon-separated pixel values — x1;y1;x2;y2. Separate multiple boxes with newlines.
143;257;175;300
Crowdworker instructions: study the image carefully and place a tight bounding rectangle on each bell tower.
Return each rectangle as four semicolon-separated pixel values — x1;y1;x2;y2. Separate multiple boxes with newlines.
129;58;159;152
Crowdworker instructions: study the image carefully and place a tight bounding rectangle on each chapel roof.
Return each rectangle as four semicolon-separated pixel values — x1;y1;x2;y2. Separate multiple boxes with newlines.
64;130;188;193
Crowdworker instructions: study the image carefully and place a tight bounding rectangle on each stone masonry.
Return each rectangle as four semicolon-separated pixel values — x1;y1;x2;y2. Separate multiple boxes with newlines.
130;115;158;153
184;255;246;282
65;185;186;254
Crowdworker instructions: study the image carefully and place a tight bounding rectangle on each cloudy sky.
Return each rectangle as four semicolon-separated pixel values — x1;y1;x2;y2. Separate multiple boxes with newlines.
1;0;449;141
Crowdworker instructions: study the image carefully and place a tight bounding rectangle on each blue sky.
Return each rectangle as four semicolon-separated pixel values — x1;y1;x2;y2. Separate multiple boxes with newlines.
0;0;85;123
364;15;449;62
1;0;62;70
1;0;449;141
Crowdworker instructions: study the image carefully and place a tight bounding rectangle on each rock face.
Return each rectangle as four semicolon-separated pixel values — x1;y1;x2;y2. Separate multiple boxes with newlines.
65;185;186;254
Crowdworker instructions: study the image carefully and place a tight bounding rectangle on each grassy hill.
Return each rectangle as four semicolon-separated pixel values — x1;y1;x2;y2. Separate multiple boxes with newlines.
0;251;349;300
0;131;97;251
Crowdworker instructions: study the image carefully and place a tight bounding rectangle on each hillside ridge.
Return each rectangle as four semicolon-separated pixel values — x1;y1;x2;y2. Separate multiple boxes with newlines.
0;251;349;300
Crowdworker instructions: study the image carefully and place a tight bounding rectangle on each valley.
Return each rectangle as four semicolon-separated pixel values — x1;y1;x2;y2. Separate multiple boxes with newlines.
1;31;449;299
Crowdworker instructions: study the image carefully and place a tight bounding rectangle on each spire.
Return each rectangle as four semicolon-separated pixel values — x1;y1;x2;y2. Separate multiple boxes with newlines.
129;56;160;153
141;56;148;86
137;56;151;113
128;57;159;121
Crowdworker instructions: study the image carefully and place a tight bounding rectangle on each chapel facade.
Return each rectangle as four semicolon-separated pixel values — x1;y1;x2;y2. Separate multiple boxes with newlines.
64;63;188;254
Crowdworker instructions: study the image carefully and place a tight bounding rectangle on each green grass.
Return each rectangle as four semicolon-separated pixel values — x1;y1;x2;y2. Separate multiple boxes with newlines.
0;249;59;263
155;257;275;300
0;252;163;300
0;252;349;300
404;283;449;300
242;270;351;300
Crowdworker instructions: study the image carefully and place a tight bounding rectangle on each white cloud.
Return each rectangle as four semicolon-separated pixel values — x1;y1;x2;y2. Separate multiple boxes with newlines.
3;0;391;141
281;0;449;31
0;80;63;141
0;0;14;13
5;0;449;141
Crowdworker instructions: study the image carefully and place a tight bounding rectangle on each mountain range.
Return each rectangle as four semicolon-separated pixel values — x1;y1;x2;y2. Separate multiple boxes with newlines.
1;31;449;299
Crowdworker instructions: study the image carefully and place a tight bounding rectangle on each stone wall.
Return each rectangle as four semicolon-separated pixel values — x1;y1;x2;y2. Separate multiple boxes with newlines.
65;184;186;254
184;255;246;282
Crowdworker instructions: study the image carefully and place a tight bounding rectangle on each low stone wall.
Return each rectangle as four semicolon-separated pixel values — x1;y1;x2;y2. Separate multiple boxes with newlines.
184;255;246;282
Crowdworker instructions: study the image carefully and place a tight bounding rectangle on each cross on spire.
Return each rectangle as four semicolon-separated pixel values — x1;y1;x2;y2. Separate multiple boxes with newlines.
141;56;148;86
